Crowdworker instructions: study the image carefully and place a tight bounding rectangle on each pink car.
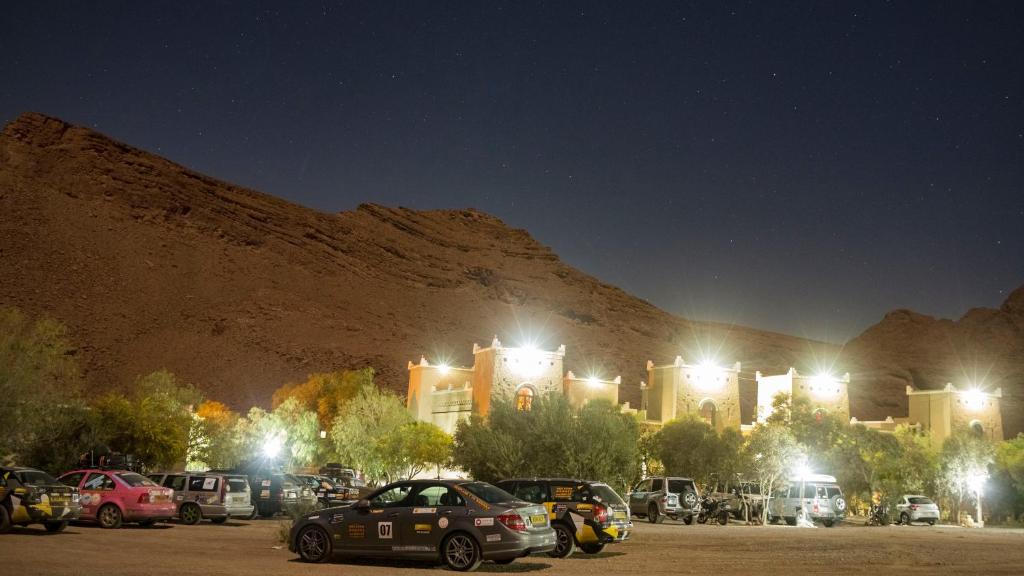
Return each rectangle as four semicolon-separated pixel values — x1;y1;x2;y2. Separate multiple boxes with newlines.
58;469;175;528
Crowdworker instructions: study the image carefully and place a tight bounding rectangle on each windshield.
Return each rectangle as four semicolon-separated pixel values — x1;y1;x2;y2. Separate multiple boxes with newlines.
589;484;626;506
117;473;158;487
668;480;695;494
459;482;517;504
17;470;59;485
909;497;934;505
281;474;302;489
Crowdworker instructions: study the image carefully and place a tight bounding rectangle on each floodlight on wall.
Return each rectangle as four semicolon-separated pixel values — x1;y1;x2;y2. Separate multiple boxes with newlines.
586;376;600;388
508;345;545;377
809;373;840;398
437;363;451;375
963;388;986;411
694;360;724;391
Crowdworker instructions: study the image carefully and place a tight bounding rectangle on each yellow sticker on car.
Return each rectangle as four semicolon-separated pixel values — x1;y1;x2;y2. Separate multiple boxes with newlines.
414;523;432;534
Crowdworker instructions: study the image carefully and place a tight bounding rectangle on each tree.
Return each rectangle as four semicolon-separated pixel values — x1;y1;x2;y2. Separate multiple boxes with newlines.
330;384;413;485
993;434;1024;522
381;422;453;480
92;370;201;470
653;416;741;489
939;427;995;522
0;308;84;469
743;423;802;524
272;368;374;432
453;396;640;494
188;400;243;470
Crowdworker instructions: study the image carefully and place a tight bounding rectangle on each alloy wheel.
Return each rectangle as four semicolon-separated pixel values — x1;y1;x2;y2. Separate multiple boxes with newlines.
445;534;478;570
298;526;330;562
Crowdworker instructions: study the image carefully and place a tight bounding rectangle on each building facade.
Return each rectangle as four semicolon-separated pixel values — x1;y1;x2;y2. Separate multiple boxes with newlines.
755;368;851;424
643;357;742;432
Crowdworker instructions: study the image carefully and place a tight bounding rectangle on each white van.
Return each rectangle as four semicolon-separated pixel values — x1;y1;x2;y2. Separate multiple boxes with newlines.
767;474;846;527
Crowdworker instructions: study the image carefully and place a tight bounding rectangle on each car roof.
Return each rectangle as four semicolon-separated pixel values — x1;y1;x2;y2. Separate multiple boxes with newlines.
497;478;602;484
647;476;695;481
61;469;134;475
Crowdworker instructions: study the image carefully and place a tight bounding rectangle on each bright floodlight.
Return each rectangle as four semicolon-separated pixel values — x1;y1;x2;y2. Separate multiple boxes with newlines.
968;472;987;495
694;359;723;390
263;433;284;459
437;363;451;375
793;456;811;480
509;345;545;378
586;376;600;387
810;373;838;397
963;388;985;411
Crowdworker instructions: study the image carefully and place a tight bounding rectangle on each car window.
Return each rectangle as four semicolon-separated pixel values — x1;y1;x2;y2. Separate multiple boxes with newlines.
816;486;828;500
458;482;517;504
589;484;626;506
826;486;842;499
414;485;466;507
83;473;116;491
226;478;249;493
651;478;664;491
60;472;85;488
668;480;694;494
16;470;59;485
550;482;586;502
908;496;933;505
188;476;220;492
370;484;415;508
163;475;187;491
513;481;550;503
118;473;158;487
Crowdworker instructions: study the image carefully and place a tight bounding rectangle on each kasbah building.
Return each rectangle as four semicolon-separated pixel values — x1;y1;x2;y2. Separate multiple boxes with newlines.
405;337;1004;448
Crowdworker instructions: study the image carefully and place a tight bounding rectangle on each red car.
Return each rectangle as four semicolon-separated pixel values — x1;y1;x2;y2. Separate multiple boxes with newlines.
58;469;175;528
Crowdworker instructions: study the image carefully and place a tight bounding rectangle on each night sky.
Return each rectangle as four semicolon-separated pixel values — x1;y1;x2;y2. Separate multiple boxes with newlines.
3;1;1022;343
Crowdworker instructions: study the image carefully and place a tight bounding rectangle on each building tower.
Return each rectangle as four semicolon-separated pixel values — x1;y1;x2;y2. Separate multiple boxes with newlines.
645;356;742;431
755;368;850;423
906;384;1004;447
469;337;565;417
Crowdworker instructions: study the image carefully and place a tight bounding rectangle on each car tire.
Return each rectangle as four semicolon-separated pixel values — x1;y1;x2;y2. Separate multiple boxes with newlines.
683;514;694;525
647;504;662;524
785;517;796;526
900;512;910;526
442;532;483;572
44;521;67;533
822;519;834;528
296;525;332;563
180;502;202;525
581;543;605;554
211;517;228;524
547;523;576;559
927;520;936;526
247;507;259;520
717;511;729;526
0;505;11;534
259;504;275;518
98;504;123;529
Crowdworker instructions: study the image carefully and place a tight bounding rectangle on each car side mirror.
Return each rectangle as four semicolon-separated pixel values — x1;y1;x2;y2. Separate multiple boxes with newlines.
354;499;370;511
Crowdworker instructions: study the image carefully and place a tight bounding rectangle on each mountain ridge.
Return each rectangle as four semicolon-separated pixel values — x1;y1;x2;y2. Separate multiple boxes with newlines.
2;112;1021;434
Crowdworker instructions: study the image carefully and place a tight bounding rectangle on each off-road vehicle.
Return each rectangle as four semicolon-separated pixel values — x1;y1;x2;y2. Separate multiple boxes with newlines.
627;476;699;524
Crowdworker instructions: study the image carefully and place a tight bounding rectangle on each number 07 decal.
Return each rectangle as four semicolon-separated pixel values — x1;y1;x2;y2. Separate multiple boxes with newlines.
378;521;393;539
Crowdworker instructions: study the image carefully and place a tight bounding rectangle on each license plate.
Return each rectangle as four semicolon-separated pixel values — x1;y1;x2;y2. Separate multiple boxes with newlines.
613;511;626;520
152;494;169;502
530;514;548;526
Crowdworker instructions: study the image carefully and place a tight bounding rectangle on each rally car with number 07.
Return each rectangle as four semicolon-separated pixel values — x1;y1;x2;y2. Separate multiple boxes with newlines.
289;479;556;571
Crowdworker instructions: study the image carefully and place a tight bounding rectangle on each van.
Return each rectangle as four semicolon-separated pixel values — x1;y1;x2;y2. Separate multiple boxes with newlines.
767;474;846;527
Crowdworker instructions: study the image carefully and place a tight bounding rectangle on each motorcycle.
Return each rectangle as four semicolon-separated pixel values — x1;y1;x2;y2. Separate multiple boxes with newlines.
697;494;731;525
865;502;889;526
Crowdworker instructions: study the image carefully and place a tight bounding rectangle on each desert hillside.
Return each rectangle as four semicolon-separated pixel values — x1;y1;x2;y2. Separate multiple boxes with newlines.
1;112;1019;434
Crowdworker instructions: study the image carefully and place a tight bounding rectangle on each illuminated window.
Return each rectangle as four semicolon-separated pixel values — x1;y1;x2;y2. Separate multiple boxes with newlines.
516;386;535;411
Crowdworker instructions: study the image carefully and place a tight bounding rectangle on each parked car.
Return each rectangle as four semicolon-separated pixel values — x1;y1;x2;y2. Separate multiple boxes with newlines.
148;472;253;524
766;474;846;527
895;495;939;525
319;464;372;499
248;471;315;517
709;480;765;520
295;474;358;509
58;469;174;528
1;466;81;533
289;479;555;571
627;476;700;524
495;478;631;557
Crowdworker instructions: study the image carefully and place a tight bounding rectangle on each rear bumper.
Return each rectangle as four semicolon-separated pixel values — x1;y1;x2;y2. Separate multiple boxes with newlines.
125;502;176;522
200;503;229;519
482;529;557;560
226;503;254;518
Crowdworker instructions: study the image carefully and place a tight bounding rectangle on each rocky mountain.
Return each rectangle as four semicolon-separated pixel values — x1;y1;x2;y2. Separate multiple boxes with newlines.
1;112;1020;435
846;287;1024;436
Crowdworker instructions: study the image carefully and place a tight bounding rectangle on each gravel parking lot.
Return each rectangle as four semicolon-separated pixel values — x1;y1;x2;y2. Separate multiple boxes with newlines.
3;517;1023;575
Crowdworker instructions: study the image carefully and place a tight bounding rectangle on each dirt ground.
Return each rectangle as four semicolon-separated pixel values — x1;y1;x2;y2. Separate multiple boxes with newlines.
2;516;1023;575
